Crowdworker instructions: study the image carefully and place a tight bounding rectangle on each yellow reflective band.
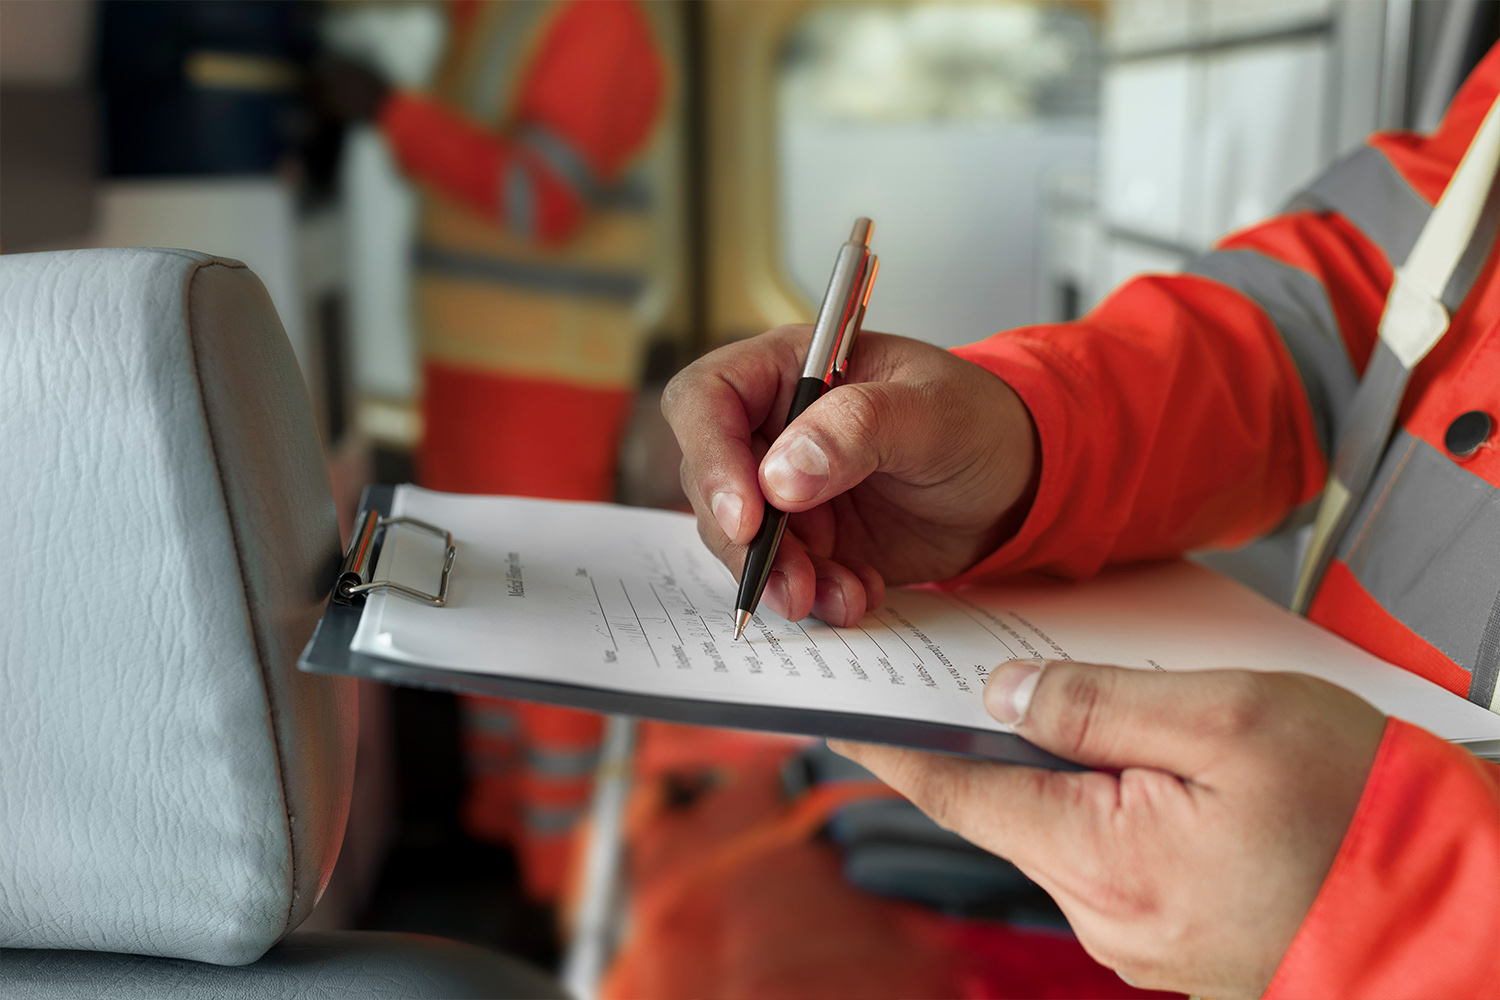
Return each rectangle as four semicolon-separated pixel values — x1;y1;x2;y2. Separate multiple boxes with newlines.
183;51;299;93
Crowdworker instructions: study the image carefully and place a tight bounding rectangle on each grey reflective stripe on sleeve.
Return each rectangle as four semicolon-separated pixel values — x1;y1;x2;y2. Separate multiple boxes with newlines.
461;705;519;737
504;160;537;239
524;745;601;779
414;244;647;302
522;802;589;835
1284;145;1431;267
1185;249;1357;458
1335;429;1500;707
517;124;654;211
518;124;602;199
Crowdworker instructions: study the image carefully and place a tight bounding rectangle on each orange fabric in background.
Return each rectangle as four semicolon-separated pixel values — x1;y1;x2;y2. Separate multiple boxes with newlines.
602;723;1174;1000
511;701;605;901
418;362;634;501
396;0;667;908
420;361;632;901
380;0;664;244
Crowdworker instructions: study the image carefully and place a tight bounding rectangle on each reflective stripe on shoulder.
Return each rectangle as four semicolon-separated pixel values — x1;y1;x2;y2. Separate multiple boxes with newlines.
1185;249;1357;459
1335;428;1500;707
467;1;553;121
1285;145;1431;268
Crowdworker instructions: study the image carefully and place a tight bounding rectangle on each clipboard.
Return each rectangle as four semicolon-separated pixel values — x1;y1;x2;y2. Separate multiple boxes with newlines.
297;485;1078;769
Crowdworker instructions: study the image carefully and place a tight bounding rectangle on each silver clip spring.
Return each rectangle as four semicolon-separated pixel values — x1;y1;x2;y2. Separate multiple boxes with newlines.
334;508;456;607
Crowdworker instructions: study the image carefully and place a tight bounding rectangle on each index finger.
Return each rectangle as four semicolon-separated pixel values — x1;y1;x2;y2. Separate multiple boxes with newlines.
662;327;810;547
827;738;1135;874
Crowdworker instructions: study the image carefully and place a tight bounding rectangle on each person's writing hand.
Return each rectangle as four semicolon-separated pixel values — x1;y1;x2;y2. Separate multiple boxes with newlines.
832;661;1387;999
662;326;1037;625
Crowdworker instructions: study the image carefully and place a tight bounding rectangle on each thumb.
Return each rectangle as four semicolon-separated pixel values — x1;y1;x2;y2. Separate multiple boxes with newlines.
759;380;945;510
983;660;1263;776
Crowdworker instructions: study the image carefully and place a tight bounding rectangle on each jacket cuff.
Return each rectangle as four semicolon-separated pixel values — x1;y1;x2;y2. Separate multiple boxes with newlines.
377;90;433;153
1266;718;1500;999
947;332;1100;584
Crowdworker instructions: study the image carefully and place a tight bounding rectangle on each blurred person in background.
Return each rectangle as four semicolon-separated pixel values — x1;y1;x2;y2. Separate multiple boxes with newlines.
318;0;669;905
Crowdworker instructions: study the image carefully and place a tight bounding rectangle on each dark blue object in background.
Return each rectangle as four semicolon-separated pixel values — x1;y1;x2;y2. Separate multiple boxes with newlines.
98;0;319;177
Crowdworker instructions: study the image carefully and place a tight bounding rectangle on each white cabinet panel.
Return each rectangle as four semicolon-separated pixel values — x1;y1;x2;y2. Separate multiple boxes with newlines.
342;128;419;402
1101;237;1188;300
1105;0;1196;55
80;179;308;380
780;119;1097;348
1203;0;1334;40
1100;56;1195;244
1187;40;1329;246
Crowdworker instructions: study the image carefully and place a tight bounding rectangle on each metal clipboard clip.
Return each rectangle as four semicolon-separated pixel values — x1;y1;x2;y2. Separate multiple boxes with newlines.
333;507;457;607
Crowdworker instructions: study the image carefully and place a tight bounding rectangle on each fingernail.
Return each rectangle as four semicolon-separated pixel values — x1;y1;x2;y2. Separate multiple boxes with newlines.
763;435;829;503
711;491;743;539
764;571;791;618
984;661;1045;725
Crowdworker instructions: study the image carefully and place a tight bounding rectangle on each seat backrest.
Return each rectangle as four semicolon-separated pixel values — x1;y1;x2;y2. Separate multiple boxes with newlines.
0;248;356;965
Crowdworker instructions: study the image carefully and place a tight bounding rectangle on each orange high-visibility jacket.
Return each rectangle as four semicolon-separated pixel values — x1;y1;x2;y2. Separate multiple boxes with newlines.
378;0;663;246
377;0;669;503
369;0;668;902
954;44;1500;997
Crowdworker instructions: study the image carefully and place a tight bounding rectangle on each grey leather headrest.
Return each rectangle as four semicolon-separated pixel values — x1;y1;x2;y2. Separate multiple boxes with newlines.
0;248;357;965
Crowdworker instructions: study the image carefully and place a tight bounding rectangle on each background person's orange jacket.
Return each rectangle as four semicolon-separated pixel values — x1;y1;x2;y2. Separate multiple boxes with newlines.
954;43;1500;997
372;0;669;902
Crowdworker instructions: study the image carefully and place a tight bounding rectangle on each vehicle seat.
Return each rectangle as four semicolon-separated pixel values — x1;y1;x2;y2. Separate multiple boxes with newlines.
0;248;564;999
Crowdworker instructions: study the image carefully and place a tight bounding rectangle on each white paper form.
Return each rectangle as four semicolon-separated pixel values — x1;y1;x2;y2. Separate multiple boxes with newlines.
350;487;1500;746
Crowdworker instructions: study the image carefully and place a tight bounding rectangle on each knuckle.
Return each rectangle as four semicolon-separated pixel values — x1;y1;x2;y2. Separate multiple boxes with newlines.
920;784;964;834
1198;671;1272;740
1067;863;1164;932
1047;668;1112;760
659;366;696;421
822;384;884;452
907;768;969;834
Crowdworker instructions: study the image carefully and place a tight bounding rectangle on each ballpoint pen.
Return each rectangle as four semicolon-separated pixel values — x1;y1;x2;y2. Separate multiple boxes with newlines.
734;218;879;640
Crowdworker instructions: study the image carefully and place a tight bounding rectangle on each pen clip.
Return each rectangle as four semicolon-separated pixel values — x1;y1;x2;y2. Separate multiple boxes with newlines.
834;253;878;376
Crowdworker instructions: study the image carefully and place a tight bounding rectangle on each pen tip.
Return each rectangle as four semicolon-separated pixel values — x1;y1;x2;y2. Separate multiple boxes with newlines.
733;609;752;641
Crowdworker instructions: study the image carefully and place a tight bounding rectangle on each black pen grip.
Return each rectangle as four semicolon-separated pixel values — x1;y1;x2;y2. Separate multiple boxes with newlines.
737;377;829;616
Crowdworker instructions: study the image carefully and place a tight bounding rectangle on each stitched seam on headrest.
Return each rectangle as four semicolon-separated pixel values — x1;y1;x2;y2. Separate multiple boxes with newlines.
178;258;300;941
146;248;250;270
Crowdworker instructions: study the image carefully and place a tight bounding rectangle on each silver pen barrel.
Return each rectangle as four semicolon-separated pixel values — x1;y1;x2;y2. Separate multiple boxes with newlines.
801;217;874;382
